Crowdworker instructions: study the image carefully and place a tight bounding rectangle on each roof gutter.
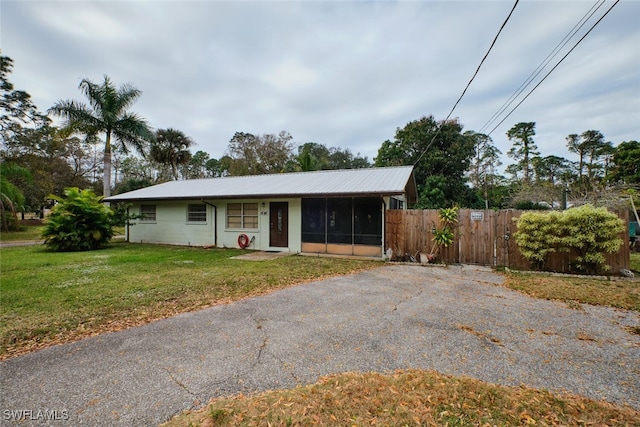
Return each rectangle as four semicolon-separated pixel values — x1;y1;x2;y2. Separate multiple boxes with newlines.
106;191;408;203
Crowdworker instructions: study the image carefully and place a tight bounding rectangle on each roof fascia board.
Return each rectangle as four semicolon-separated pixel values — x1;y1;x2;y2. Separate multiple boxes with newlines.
107;191;408;203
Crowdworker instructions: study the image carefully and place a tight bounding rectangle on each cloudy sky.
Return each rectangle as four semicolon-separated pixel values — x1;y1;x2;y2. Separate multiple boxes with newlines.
2;0;638;169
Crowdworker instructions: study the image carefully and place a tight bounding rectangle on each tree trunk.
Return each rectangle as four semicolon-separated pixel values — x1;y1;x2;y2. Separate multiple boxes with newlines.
103;132;112;198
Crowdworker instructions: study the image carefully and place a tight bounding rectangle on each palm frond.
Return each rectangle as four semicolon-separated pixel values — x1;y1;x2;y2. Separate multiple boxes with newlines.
112;113;153;155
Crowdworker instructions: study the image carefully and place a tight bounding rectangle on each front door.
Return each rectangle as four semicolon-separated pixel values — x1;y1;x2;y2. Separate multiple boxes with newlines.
269;202;288;247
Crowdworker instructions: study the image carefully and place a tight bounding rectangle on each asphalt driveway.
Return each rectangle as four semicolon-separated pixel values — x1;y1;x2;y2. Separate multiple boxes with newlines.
1;264;638;426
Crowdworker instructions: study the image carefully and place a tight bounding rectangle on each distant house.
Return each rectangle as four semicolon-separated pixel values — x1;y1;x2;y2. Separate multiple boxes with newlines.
105;166;417;257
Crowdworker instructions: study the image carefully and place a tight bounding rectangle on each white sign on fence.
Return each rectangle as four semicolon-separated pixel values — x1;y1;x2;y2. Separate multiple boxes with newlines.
470;211;484;221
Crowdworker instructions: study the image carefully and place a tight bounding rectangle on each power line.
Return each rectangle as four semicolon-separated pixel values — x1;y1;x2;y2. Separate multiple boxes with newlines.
414;0;519;167
485;0;620;138
443;0;520;122
478;0;607;134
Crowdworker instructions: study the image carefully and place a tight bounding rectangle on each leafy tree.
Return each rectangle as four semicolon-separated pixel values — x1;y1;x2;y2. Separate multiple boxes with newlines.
566;133;586;179
327;147;370;169
375;115;477;208
581;130;613;184
525;155;573;208
226;131;294;175
49;76;154;197
466;131;502;208
506;122;539;184
41;187;117;251
3;125;93;215
209;155;232;177
181;150;211;179
298;145;320;172
507;183;555;210
150;128;194;180
296;143;328;171
119;155;154;182
532;155;571;187
114;177;154;194
0;55;49;144
608;140;640;184
0;161;31;231
294;143;370;172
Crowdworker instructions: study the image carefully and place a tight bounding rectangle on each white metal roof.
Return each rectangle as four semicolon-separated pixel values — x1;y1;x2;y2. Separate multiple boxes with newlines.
105;166;416;202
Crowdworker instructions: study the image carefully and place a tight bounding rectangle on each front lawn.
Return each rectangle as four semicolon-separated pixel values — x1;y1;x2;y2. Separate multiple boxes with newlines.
0;242;379;359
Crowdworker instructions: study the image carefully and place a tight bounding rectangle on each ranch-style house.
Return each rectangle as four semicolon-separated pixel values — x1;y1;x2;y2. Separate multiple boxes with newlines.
105;165;417;257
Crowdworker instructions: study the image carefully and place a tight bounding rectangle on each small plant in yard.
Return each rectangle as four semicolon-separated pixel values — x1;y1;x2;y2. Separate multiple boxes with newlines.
41;187;121;251
427;206;458;262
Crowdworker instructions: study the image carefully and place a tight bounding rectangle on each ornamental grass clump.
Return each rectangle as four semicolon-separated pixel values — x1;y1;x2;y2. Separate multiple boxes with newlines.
42;187;115;252
515;204;624;274
560;204;625;273
513;210;563;270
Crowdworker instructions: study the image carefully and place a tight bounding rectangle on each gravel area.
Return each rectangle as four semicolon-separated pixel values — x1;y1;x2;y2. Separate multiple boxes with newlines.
1;264;638;426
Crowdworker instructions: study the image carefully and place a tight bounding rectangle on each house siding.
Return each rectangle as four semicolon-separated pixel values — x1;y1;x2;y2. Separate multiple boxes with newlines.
127;198;302;252
128;201;215;247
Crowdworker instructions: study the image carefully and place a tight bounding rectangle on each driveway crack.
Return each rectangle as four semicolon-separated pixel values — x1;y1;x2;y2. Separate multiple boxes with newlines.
252;316;268;367
251;315;300;384
163;367;197;396
388;286;425;315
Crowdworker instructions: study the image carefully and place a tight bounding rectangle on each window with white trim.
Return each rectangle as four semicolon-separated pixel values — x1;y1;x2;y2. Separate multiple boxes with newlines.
187;204;207;222
140;205;156;222
226;202;258;229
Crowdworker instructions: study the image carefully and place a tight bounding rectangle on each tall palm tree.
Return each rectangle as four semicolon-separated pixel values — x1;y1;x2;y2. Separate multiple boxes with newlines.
49;76;153;197
150;128;194;180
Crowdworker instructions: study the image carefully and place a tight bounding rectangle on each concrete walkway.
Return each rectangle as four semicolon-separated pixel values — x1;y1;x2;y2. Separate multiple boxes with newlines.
1;265;638;426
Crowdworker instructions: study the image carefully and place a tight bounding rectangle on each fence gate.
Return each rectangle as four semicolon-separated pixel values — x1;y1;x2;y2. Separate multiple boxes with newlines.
457;209;495;266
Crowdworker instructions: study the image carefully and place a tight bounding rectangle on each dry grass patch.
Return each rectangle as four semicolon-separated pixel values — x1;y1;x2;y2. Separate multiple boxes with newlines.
162;370;639;427
503;272;640;312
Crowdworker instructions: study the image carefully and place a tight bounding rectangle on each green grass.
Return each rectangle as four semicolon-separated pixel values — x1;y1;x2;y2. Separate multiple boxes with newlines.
630;252;640;272
504;272;640;312
1;225;125;242
0;242;379;358
0;225;44;241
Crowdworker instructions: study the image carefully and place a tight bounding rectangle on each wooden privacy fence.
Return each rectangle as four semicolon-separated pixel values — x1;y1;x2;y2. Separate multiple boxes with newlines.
385;209;631;273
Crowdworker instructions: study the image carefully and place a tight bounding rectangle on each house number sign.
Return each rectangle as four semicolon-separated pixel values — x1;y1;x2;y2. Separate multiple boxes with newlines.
470;211;484;221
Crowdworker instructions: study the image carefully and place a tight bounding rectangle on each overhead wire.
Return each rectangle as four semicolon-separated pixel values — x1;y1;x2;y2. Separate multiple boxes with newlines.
478;0;607;134
413;0;519;167
485;0;620;138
